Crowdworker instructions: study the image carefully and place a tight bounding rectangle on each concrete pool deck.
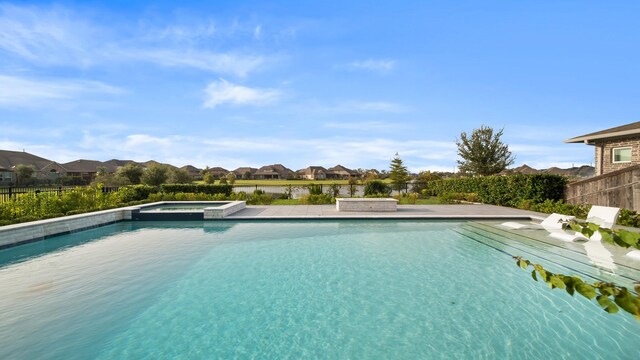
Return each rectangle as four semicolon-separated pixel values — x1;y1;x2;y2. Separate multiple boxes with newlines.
226;204;548;219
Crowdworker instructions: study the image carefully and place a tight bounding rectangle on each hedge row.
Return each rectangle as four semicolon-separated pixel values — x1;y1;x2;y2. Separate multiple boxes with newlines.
426;174;567;207
160;184;233;196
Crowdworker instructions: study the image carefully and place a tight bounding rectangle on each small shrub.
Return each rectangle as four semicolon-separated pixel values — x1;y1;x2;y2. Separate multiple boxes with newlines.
465;193;478;203
16;215;40;223
247;193;273;205
407;193;418;204
364;180;391;196
438;193;459;204
300;194;333;205
615;209;639;228
306;184;323;195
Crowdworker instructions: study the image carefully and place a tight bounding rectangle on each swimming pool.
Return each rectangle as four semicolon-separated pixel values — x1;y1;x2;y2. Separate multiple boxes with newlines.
0;220;638;358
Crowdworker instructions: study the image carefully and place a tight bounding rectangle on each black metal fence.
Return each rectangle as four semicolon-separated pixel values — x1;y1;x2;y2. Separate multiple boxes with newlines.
0;186;121;202
0;183;415;203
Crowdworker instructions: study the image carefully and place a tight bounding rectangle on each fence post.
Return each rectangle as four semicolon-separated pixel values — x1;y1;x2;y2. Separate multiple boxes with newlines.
8;186;12;199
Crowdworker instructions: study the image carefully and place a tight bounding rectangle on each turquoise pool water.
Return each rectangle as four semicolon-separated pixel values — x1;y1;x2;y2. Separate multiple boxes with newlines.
140;202;227;211
0;221;638;359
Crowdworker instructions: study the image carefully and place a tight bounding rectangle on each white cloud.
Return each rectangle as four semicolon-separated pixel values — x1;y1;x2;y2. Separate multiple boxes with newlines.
124;49;265;78
342;59;395;73
0;4;103;67
253;25;262;40
0;4;271;77
350;101;405;112
324;121;398;131
203;79;281;108
304;100;406;114
0;75;123;107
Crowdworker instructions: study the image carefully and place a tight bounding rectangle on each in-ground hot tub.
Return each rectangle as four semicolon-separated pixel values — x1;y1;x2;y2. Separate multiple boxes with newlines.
126;201;246;220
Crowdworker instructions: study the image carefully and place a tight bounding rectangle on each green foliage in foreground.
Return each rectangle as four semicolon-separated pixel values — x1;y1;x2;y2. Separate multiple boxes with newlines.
515;221;640;320
0;184;154;226
515;256;640;320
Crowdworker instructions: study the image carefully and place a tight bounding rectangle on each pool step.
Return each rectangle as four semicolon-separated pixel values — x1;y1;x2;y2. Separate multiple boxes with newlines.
454;222;640;288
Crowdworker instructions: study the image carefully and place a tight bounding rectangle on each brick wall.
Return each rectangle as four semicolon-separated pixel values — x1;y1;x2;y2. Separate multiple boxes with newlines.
594;136;640;175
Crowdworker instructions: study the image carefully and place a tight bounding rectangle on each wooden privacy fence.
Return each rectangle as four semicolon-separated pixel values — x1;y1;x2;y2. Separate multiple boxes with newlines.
565;164;640;211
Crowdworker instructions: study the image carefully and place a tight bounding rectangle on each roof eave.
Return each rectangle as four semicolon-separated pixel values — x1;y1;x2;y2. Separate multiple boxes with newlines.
564;128;640;144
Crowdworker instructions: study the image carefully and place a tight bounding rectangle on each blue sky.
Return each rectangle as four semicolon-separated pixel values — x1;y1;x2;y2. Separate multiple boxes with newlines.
1;1;639;172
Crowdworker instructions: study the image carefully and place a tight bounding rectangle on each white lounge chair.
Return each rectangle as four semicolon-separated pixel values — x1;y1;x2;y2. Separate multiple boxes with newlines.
549;206;620;242
626;250;640;261
583;240;617;271
501;213;574;230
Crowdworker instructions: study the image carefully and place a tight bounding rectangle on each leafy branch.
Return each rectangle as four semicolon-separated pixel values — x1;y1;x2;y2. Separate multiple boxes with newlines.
514;221;640;320
565;220;640;250
514;256;640;319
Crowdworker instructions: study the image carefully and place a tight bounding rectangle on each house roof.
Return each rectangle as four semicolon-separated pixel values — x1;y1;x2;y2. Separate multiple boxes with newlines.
328;164;358;175
208;167;228;173
232;167;257;174
141;160;176;169
565;121;640;144
62;159;105;172
297;166;328;175
103;159;138;172
255;164;294;176
0;150;54;170
180;165;201;174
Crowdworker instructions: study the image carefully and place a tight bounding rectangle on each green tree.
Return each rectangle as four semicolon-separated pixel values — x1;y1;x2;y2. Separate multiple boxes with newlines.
218;176;228;185
389;153;410;192
411;171;442;193
116;163;144;184
456;125;515;176
14;164;36;185
226;172;236;185
203;171;215;184
169;168;193;184
141;164;169;186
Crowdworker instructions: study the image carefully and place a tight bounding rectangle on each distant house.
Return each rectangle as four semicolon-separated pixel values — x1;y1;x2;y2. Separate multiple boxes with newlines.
565;121;640;176
297;166;329;180
103;159;138;173
180;165;202;178
232;167;257;180
0;149;62;183
61;159;105;182
141;160;176;170
207;167;228;179
327;165;359;179
254;164;295;180
0;166;12;184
